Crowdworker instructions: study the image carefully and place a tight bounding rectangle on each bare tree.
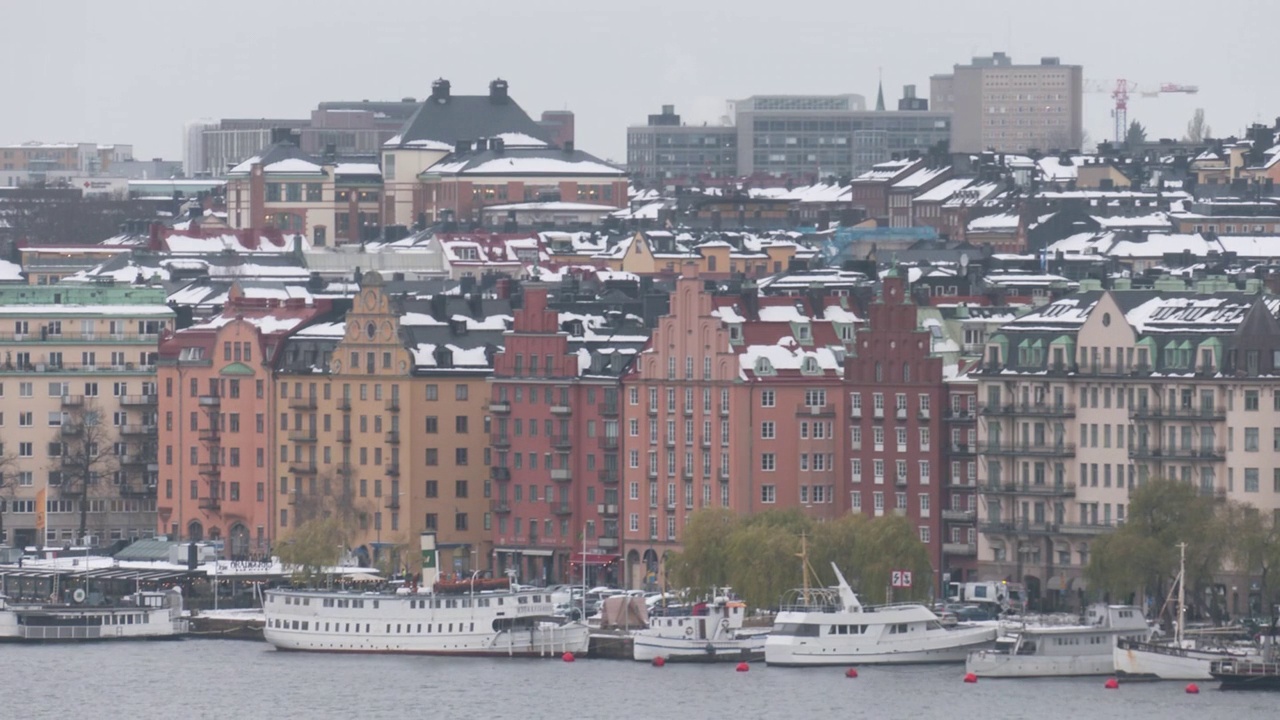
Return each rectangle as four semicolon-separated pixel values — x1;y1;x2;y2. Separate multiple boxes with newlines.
0;442;19;546
1185;109;1211;144
53;401;120;545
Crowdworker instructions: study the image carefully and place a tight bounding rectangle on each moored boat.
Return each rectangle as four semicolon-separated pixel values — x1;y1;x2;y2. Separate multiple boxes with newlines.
1211;658;1280;690
0;589;188;642
965;604;1152;678
632;591;768;663
764;560;997;667
263;533;589;657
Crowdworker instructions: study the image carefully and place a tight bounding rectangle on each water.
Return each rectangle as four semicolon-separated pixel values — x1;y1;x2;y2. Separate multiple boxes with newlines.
3;640;1276;719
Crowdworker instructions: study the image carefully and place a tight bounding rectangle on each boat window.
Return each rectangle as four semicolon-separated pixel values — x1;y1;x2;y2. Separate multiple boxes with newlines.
775;623;821;637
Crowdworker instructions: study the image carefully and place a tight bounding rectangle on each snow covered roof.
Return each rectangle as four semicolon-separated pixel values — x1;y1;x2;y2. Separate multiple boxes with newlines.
892;166;949;190
334;163;381;176
426;149;623;177
967;213;1020;232
913;177;977;203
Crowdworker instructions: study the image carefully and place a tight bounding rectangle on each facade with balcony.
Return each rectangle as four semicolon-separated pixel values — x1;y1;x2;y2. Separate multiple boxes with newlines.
0;285;171;549
976;287;1280;611
272;273;505;572
157;287;329;558
621;264;858;589
487;287;642;585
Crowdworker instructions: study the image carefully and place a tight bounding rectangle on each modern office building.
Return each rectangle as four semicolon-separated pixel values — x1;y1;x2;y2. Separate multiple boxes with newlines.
931;52;1083;154
625;105;737;186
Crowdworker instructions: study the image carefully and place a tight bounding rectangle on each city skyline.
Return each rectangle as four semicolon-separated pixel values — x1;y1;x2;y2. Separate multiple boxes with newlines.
3;0;1271;164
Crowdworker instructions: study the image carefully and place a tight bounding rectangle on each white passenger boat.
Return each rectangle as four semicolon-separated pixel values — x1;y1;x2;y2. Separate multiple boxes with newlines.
0;589;188;642
966;603;1152;677
633;592;768;663
263;533;589;657
764;562;997;666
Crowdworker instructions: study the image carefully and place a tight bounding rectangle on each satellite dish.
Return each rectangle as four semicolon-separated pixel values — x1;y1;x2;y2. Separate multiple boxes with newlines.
960;253;971;271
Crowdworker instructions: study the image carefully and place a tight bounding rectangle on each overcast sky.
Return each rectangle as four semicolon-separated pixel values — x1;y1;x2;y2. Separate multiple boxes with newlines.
4;0;1274;163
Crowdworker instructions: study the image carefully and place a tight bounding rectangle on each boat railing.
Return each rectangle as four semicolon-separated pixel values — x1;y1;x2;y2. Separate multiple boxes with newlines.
19;625;103;640
1213;660;1280;676
777;587;842;613
858;601;932;613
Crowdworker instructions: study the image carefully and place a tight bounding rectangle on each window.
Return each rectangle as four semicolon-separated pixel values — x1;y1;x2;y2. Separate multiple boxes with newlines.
761;485;776;503
761;453;776;471
761;390;775;408
1245;428;1259;452
761;421;775;439
1246;391;1259;411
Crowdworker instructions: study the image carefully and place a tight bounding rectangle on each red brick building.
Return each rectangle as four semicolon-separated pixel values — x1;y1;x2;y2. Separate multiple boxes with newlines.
488;288;634;585
620;266;860;588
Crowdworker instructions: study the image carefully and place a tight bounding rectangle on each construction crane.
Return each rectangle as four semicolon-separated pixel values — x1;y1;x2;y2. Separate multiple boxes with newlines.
1085;80;1200;144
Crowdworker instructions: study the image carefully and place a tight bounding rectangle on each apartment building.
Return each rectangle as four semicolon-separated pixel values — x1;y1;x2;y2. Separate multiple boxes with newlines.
620;267;858;587
0;285;171;549
625;105;737;186
931;52;1083;154
156;288;331;557
272;274;508;572
976;283;1280;612
488;288;644;585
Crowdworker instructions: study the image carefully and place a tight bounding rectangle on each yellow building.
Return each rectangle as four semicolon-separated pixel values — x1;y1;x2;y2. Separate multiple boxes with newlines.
0;284;172;548
273;273;507;572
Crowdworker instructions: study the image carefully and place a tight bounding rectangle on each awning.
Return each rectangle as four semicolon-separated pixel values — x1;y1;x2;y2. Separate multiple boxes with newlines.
1047;576;1067;591
496;548;554;557
571;553;620;566
1069;577;1088;591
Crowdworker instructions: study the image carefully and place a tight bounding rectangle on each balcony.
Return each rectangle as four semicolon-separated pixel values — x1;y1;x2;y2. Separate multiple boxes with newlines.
942;509;977;522
61;395;85;407
943;409;976;422
981;482;1077;498
336;464;354;477
197;395;220;407
118;454;151;468
597;503;619;517
895;408;908;420
942;542;977;557
196;426;220;443
1129;446;1226;462
385;398;400;412
700;437;711;448
197;496;221;511
598;469;618;484
719;405;729;417
490;466;511;482
647;404;658;416
598;536;619;550
289;397;317;411
980;521;1059;536
336;430;352;444
1131;405;1227;422
601;403;619;417
60;423;84;437
873;407;885;419
980;402;1076;418
918;407;931;421
490;500;511;514
851;407;862;419
385;464;400;477
493;434;511;449
289;462;318;475
551;434;573;450
121;424;158;437
336;398;352;412
551;405;572;416
982;442;1076;457
1198;486;1228;502
718;469;729;482
665;502;677;513
385;496;401;510
197;463;221;477
288;430;317;443
1059;523;1117;536
489;401;511;414
550;468;572;482
797;403;836;417
598;436;619;451
946;443;975;456
894;476;908;487
647;468;658;479
385;430;400;445
120;483;157;499
551;503;573;516
120;394;158;407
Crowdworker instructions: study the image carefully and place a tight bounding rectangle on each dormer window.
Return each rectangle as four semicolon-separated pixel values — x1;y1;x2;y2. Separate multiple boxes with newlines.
755;357;773;375
796;324;811;342
839;325;853;341
802;357;820;374
729;325;743;343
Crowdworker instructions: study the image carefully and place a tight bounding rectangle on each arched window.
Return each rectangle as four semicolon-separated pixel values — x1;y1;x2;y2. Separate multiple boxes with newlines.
874;362;883;382
903;363;911;382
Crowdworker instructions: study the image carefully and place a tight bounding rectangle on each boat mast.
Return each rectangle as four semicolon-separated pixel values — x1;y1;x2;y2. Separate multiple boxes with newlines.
1176;541;1186;646
798;533;810;606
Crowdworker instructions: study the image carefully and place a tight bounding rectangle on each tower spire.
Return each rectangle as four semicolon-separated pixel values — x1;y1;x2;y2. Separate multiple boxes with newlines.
875;67;886;111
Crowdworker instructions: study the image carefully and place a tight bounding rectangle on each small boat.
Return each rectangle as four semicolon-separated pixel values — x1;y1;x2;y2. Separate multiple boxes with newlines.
1114;543;1260;680
966;603;1152;678
1211;658;1280;690
632;591;768;663
0;589;188;642
764;546;997;667
263;533;589;657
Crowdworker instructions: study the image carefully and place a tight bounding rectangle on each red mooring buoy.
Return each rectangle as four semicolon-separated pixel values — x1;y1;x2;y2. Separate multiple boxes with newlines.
1104;677;1119;689
562;652;575;663
652;656;666;667
736;662;750;672
1186;683;1200;694
845;668;859;678
963;672;978;684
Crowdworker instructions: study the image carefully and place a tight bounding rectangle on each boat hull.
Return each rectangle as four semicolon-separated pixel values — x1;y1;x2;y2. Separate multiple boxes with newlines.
265;623;590;656
1114;642;1250;681
633;634;767;663
765;627;996;667
966;649;1115;678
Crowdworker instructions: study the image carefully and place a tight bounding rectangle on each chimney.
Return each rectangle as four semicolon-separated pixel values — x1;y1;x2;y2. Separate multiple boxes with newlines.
563;140;575;154
474;138;487;152
270;127;297;146
454;140;472;155
431;78;451;103
491;137;505;154
489;78;509;104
